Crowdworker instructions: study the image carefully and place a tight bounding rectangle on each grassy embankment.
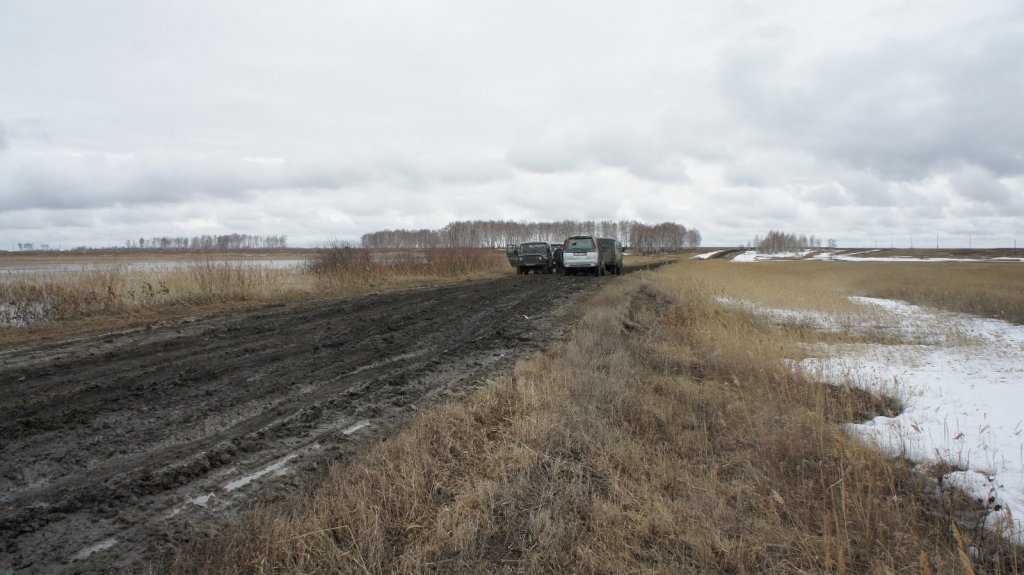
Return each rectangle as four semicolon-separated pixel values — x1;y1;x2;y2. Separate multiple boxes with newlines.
169;259;1023;574
0;248;511;345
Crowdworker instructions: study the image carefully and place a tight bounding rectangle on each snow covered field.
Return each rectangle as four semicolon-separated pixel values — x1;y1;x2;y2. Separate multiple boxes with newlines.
806;298;1024;541
724;249;1024;263
726;295;1024;542
810;251;1024;263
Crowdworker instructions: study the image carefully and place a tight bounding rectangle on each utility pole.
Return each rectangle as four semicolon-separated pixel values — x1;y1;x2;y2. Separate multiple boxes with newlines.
969;233;972;249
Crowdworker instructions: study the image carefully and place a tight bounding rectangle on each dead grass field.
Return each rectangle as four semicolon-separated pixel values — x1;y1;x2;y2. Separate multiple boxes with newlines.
694;259;1024;324
0;247;317;268
0;250;674;347
168;260;1022;574
0;248;513;346
850;248;1022;260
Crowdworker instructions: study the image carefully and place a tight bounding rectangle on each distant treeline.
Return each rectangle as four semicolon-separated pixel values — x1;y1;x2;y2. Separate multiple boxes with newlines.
360;220;701;252
754;230;828;254
124;234;288;250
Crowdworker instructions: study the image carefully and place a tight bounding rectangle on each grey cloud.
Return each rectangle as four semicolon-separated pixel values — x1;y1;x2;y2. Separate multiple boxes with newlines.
2;152;268;211
835;172;897;207
723;160;766;187
950;164;1012;204
908;198;947;220
715;17;1024;182
715;27;800;130
365;154;512;188
3;0;1023;249
433;158;513;185
1;117;51;145
504;127;690;183
504;132;588;174
799;183;849;207
0;150;514;212
619;156;691;184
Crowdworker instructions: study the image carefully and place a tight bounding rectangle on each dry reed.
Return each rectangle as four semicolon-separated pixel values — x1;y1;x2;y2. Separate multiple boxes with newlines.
0;249;511;333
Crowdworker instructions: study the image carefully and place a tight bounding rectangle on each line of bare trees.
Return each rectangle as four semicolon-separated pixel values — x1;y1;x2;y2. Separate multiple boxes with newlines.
15;243;51;251
753;230;824;254
125;234;288;250
360;220;701;252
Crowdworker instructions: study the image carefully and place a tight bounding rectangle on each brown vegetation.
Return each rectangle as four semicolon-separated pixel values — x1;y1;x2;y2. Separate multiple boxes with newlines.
694;259;1024;325
0;248;511;346
852;248;1022;260
168;260;1021;574
849;263;1024;325
306;247;508;289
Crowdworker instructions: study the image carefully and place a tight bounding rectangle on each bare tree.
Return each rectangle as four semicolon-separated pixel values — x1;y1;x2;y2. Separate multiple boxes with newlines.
754;230;820;254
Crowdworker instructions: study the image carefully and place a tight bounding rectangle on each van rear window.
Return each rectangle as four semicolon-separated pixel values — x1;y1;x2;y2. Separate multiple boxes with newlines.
566;238;596;252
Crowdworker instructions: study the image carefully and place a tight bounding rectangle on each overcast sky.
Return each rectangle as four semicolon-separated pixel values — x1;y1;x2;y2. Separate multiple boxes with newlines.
2;0;1022;249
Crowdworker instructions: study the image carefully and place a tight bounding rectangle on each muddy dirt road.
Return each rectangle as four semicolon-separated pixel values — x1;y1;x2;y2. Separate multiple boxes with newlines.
0;273;621;573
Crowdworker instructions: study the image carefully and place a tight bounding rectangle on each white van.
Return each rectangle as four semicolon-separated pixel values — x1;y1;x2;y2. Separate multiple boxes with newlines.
561;235;604;276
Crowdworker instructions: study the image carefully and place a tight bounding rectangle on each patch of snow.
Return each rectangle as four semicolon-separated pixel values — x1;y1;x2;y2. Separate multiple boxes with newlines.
732;250;813;262
811;252;1020;263
715;297;859;335
731;250;758;262
222;454;295;492
165;491;218;518
833;255;982;262
800;297;1024;542
188;492;214;507
73;537;119;560
343;419;371;435
692;250;723;260
747;249;1024;263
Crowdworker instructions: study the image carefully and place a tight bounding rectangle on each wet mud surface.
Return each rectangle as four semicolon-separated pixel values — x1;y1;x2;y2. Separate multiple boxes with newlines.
0;273;618;573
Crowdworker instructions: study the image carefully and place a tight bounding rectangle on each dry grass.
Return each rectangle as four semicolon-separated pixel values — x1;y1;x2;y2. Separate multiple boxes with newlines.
847;263;1024;325
168;260;1021;574
307;247;509;289
692;260;1024;324
1;262;293;321
0;248;511;345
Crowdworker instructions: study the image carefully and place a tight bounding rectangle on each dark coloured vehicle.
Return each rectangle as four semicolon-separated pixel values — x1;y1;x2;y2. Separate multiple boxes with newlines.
561;235;603;276
506;242;555;274
597;238;623;275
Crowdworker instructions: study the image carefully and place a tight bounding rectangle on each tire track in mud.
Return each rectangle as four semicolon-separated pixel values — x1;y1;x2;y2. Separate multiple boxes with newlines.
0;273;610;574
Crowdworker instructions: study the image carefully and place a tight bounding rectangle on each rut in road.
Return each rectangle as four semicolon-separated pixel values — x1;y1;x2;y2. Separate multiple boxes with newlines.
0;273;606;574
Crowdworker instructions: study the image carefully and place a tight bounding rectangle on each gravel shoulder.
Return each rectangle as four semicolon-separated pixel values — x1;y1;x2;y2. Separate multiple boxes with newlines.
0;273;610;574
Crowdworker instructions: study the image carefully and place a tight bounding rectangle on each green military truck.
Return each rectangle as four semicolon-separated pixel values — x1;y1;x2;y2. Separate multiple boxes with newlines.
506;242;555;274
